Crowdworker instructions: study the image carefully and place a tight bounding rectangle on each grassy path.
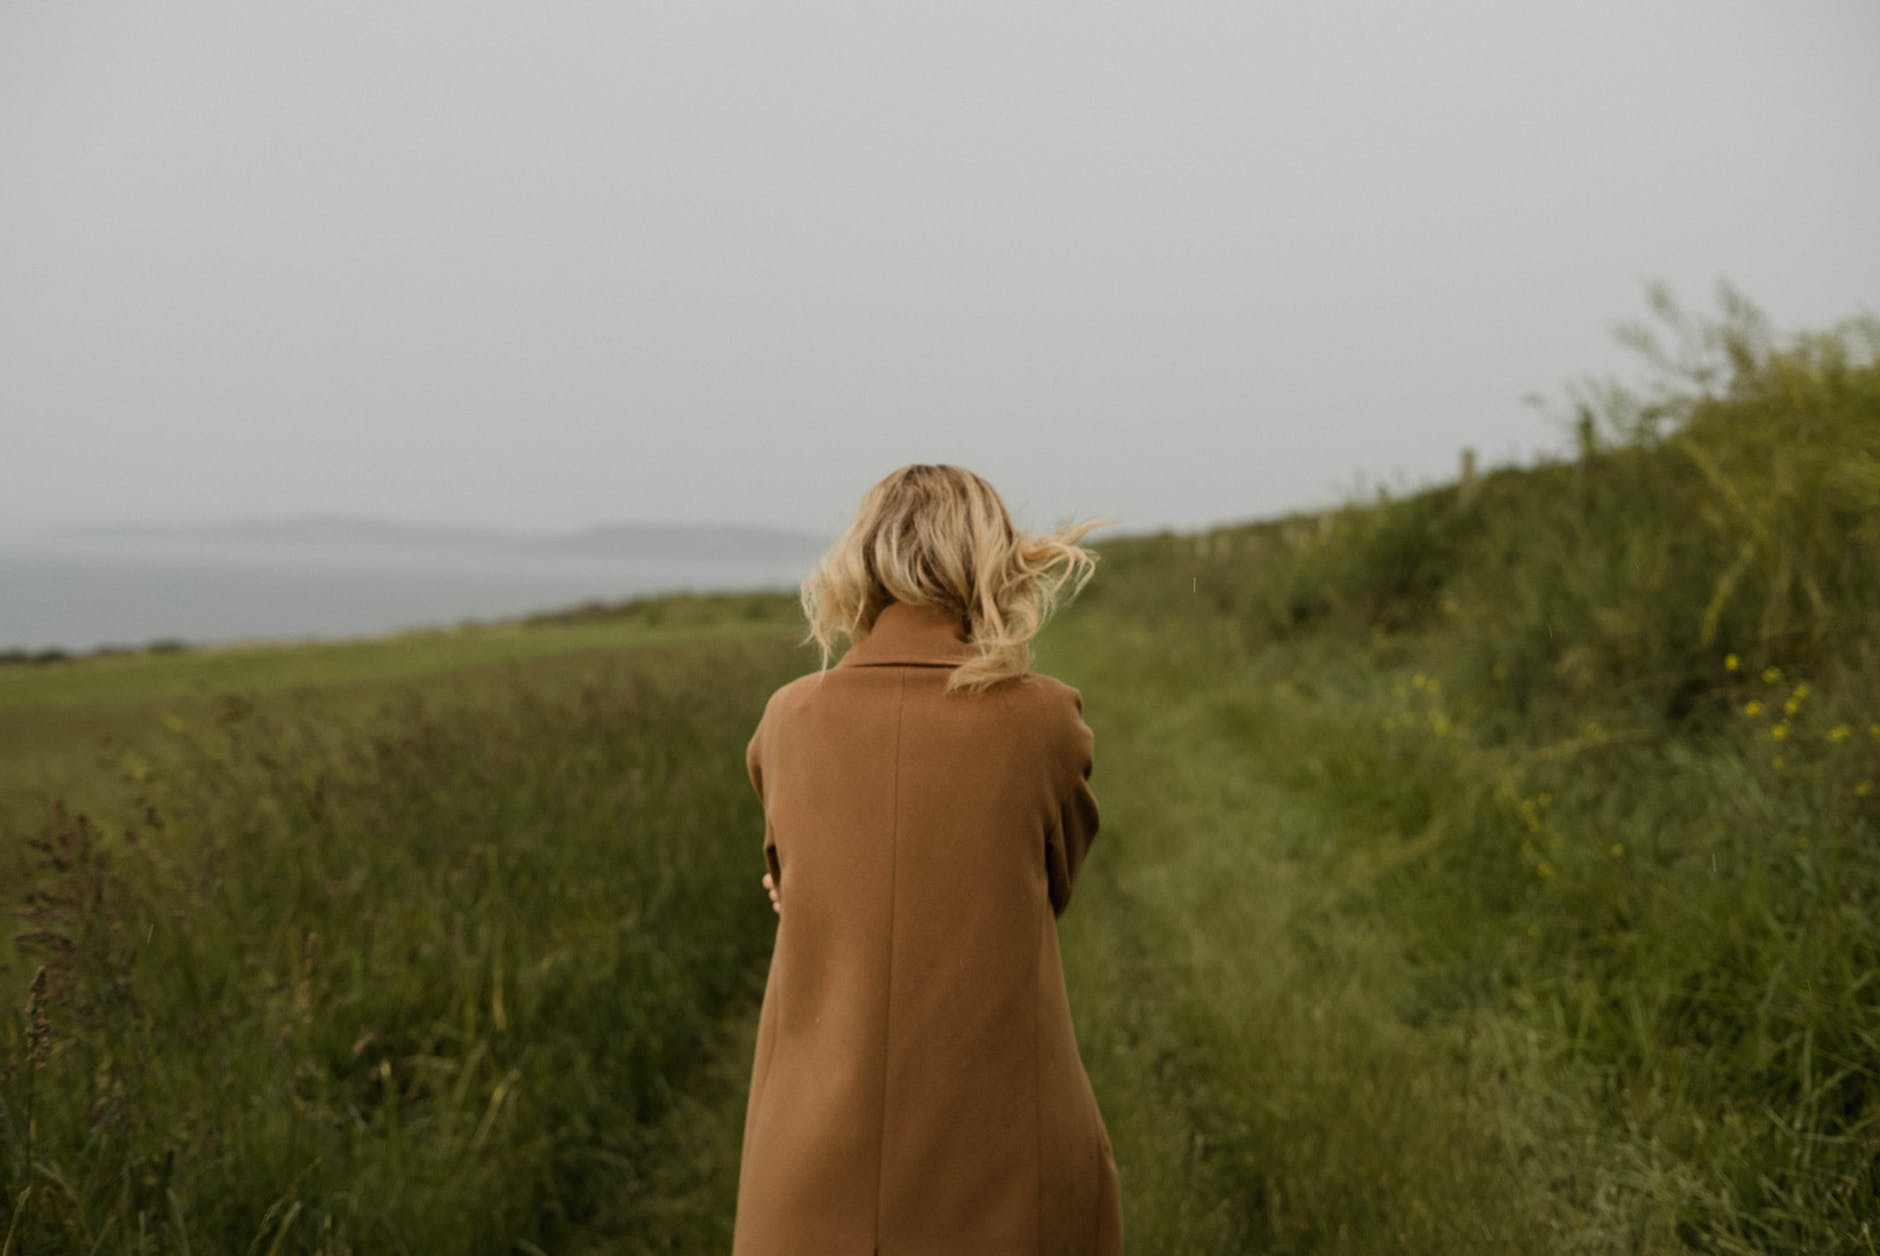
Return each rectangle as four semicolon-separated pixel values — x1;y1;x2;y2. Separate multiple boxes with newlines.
1033;609;1590;1252
599;609;1581;1252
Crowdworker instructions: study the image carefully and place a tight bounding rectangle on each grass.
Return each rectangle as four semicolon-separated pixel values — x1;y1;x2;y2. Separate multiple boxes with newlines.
2;628;807;1253
3;280;1878;1252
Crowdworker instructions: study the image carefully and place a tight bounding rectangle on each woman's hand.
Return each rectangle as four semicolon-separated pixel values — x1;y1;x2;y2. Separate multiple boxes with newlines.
762;872;780;913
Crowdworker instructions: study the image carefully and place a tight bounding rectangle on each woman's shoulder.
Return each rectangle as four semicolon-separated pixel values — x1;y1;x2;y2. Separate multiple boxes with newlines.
761;671;824;717
1017;669;1085;710
1007;672;1089;742
1012;673;1094;788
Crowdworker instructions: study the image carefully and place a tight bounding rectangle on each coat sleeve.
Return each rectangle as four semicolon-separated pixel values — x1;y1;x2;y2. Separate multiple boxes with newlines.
747;701;783;890
1044;683;1100;919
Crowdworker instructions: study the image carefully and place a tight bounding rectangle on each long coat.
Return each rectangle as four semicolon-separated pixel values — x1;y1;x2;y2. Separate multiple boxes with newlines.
733;599;1122;1256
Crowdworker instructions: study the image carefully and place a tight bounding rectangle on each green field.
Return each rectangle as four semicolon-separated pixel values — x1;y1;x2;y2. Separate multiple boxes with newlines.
5;288;1878;1253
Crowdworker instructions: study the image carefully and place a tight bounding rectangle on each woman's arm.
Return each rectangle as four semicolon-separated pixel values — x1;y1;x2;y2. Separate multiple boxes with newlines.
748;701;782;911
1045;684;1100;919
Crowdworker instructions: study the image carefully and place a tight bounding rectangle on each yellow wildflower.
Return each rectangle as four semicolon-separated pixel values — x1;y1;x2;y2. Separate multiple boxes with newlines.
1828;725;1851;741
1724;653;1739;671
1762;665;1781;683
1744;700;1764;716
1857;781;1874;798
1771;723;1789;740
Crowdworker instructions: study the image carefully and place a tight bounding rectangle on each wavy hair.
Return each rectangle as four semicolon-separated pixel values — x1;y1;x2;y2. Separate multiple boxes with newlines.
798;464;1114;694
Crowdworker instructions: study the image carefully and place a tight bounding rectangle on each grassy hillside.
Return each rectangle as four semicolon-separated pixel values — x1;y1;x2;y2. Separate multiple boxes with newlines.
4;285;1877;1252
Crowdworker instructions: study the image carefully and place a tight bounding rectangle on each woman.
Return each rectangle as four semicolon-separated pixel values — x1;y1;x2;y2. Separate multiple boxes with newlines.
733;464;1122;1256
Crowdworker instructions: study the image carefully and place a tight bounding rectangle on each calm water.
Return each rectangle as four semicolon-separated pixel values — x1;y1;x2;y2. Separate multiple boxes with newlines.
0;536;807;654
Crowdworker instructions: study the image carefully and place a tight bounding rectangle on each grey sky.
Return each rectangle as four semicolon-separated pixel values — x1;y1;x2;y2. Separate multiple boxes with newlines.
4;1;1876;544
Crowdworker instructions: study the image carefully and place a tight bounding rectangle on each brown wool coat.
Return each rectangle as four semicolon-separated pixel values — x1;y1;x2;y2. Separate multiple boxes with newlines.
733;600;1122;1256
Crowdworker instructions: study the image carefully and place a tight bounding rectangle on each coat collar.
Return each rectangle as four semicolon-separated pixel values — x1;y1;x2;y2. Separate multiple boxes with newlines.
836;600;978;668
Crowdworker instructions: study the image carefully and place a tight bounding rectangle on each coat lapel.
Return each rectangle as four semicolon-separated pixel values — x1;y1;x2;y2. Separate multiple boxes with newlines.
836;601;977;668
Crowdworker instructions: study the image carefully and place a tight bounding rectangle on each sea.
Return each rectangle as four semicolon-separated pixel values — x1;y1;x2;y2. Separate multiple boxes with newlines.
0;534;808;655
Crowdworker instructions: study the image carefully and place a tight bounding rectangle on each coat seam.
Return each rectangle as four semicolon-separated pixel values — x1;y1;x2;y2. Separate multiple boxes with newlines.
875;667;906;1254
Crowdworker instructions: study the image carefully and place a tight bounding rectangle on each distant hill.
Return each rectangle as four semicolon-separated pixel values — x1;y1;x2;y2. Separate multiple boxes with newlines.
45;514;834;564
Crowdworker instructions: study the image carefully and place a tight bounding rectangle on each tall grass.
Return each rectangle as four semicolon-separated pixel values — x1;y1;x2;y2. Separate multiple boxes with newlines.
1076;280;1880;1250
1186;279;1880;726
4;280;1876;1252
2;641;799;1253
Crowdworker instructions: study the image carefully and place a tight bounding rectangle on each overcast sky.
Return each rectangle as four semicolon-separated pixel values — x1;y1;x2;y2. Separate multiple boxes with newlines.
3;1;1876;544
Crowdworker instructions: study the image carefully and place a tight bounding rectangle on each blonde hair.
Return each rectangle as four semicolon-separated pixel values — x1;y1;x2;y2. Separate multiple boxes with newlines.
798;464;1114;694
